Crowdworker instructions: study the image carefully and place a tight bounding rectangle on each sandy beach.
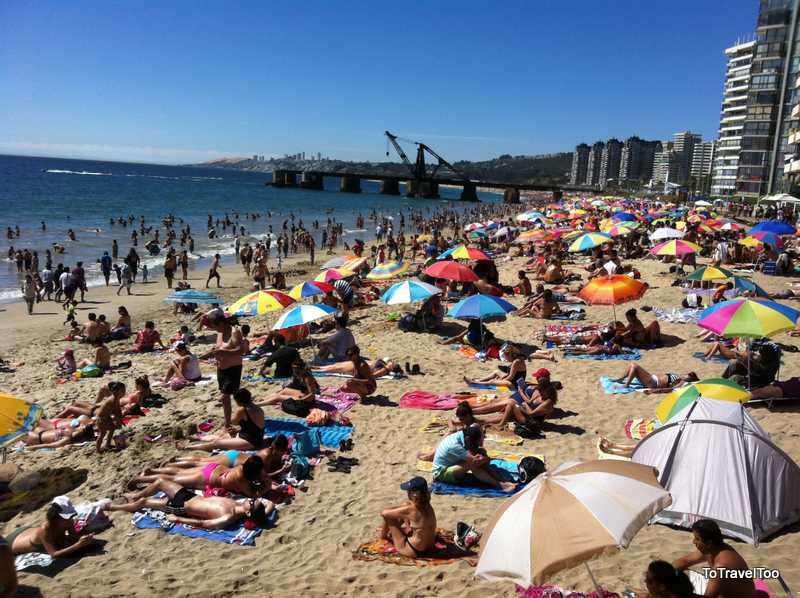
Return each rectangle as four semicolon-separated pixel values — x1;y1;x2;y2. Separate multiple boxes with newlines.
1;248;799;598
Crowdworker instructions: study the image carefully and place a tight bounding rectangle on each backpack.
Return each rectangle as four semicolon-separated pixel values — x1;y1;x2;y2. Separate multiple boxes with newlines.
514;421;541;439
290;455;311;480
281;398;312;418
292;429;321;457
517;456;546;484
398;313;419;332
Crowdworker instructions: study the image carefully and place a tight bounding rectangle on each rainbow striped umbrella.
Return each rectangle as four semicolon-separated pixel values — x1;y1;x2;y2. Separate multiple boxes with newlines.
650;239;701;257
227;289;295;316
567;232;613;252
366;260;409;280
0;392;43;447
439;245;492;261
321;255;357;269
655;378;749;425
272;304;338;330
315;268;355;283
686;266;733;282
698;298;800;338
287;281;334;300
381;279;441;305
740;231;782;249
607;225;634;237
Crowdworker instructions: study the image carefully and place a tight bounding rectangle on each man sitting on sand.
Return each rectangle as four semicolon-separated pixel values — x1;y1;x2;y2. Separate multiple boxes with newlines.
431;424;517;492
76;338;112;371
377;477;437;557
673;519;756;598
108;478;275;529
132;321;166;353
315;316;356;361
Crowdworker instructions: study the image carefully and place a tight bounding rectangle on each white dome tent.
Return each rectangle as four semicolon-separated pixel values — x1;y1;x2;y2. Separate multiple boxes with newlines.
632;399;800;544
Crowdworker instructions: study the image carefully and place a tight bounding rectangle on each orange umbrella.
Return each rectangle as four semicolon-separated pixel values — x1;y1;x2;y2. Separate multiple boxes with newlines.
579;274;648;320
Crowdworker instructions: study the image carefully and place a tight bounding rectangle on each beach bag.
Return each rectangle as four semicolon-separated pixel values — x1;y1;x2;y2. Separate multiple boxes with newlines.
292;429;321;457
514;421;541;440
290;455;311;480
79;364;103;378
281;398;312;418
517;456;546;484
398;313;419;332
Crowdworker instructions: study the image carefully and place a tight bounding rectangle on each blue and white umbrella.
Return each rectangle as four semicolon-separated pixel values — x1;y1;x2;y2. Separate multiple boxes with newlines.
516;211;546;223
164;289;223;304
272;304;337;330
447;294;517;320
381;279;441;305
751;220;796;235
733;277;770;298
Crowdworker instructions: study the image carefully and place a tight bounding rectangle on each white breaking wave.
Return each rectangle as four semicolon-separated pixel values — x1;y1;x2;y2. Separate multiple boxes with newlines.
45;169;112;176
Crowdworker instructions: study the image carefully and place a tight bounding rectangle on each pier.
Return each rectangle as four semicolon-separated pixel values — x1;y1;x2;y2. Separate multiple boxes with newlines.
267;169;593;203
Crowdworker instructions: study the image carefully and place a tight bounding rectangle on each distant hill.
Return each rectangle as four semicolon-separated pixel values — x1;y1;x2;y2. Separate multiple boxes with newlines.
197;152;572;186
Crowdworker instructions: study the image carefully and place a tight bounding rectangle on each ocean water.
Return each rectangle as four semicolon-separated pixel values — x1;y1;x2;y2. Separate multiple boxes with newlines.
0;154;499;301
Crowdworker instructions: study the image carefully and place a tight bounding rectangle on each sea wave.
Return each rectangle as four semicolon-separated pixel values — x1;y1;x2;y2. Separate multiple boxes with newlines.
45;169;112;176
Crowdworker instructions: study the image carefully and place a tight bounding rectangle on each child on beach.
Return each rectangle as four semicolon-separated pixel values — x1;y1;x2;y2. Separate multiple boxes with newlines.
141;264;149;283
95;389;124;453
63;300;77;325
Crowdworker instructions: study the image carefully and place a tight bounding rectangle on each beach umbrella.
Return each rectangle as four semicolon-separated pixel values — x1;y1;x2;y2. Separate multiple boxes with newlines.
492;226;514;239
366;260;409;280
590;199;607;207
612;211;637;222
698;297;800;338
685;266;733;282
417;234;434;242
342;257;369;272
287;281;334;300
751;220;796;235
475;460;671;587
468;230;487;239
517;230;554;244
272;303;337;330
516;211;546;223
694;200;713;207
0;392;44;447
163;289;224;304
424;261;478;282
578;275;648;320
464;222;485;232
742;231;783;249
227;289;295;316
649;227;684;241
607;225;634;237
447;294;517;320
732;277;769;298
314;268;355;283
321;255;357;269
567;232;613;253
654;378;749;424
715;220;747;232
446;245;492;261
381;279;441;305
649;240;701;257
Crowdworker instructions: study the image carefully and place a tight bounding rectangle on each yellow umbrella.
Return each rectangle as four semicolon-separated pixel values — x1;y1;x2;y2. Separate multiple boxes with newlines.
227;289;295;316
0;392;43;447
366;260;409;280
655;378;749;424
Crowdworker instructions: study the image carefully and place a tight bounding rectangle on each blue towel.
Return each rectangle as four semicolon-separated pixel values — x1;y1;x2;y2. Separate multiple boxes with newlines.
263;417;352;448
691;351;729;364
431;459;522;498
564;349;641;361
467;382;511;390
600;376;645;394
130;497;277;545
550;312;586;321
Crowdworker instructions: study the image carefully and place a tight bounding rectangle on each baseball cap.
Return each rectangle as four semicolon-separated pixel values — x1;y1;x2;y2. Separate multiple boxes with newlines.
400;476;428;492
51;495;77;519
463;423;482;444
532;368;551;379
204;308;225;324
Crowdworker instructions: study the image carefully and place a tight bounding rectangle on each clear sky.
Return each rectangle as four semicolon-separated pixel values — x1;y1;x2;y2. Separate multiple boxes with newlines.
0;0;758;164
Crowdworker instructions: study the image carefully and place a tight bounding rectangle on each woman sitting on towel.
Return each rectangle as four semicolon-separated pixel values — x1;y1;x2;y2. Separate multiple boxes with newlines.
339;345;377;398
612;364;698;394
162;341;203;386
483;369;559;429
377;476;437;558
186;389;267;451
614;308;661;348
128;455;265;498
256;358;319;407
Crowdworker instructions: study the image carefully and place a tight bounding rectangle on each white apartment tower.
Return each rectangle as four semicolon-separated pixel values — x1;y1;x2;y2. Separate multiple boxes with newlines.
711;39;755;196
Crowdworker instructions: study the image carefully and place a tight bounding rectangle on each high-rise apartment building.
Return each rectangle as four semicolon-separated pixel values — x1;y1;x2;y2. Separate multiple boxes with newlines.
653;141;680;184
569;143;590;185
673;131;702;184
599;138;623;186
619;136;661;183
712;40;756;196
691;141;717;179
586;141;605;185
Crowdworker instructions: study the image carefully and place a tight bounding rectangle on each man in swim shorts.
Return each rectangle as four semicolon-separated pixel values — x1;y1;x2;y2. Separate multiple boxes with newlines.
431;424;516;492
200;308;244;429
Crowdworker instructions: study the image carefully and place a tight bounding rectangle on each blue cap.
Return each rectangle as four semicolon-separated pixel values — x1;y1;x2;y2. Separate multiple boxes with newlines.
400;476;428;492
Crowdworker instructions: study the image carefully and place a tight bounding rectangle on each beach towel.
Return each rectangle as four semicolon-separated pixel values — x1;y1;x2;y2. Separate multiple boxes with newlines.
624;417;657;440
263;417;352;447
653;307;702;324
131;497;277;545
467;382;511;391
549;311;586;321
399;390;475;410
418;417;524;445
430;459;523;497
517;585;621;598
420;415;449;434
691;351;729;364
121;408;151;426
599;376;645;395
417;451;541;473
562;348;641;361
540;324;602;344
315;386;359;414
352;528;478;567
458;346;479;360
15;552;55;572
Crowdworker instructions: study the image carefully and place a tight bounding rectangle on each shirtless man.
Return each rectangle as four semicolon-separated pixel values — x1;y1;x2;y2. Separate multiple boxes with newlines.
377;477;437;557
107;478;274;529
339;345;376;398
95;385;124;452
206;253;221;288
76;339;111;371
673;519;756;598
80;313;103;343
199;309;244;429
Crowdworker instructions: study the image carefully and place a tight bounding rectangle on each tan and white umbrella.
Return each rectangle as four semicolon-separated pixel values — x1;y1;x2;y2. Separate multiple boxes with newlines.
475;459;671;587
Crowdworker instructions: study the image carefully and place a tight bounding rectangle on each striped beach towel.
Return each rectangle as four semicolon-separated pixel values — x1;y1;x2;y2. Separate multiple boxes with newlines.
624;417;657;440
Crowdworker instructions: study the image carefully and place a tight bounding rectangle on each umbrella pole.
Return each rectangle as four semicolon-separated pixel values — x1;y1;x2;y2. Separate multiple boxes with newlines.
747;339;752;390
584;562;605;597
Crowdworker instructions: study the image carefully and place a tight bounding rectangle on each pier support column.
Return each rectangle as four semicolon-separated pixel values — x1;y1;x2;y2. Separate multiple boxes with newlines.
552;189;563;202
380;179;401;195
282;171;297;187
271;169;286;187
300;172;324;190
460;182;479;202
340;176;362;194
406;181;440;199
503;188;521;204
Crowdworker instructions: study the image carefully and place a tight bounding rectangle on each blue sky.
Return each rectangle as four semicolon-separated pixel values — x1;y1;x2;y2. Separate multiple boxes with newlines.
0;1;757;164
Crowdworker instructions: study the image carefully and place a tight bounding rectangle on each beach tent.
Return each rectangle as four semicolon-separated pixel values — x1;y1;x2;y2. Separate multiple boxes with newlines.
632;399;800;543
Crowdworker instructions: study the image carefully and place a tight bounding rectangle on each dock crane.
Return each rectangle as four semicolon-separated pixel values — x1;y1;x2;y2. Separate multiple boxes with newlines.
385;130;470;198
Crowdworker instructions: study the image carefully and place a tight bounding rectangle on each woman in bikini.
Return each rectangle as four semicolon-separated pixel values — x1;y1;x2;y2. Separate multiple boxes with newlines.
108;306;132;340
8;499;96;557
612;365;698;394
129;455;264;498
312;357;403;378
23;422;96;449
377;477;437;558
185;389;266;451
339;345;376;398
463;345;541;387
119;375;151;416
257;359;319;406
483;372;559;430
53;381;126;419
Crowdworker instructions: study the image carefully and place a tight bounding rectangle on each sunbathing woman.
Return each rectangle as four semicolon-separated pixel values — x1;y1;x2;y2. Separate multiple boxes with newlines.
257;358;319;406
161;341;202;385
129;455;264;498
8;499;96;557
107;306;132;340
749;377;800;401
185;389;267;451
464;345;528;387
53;381;126;419
172;435;290;478
339;345;377;398
598;437;636;458
702;336;748;361
312;356;403;378
377;476;437;558
613;364;698;393
615;308;661;348
483;371;559;429
23;422;95;449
